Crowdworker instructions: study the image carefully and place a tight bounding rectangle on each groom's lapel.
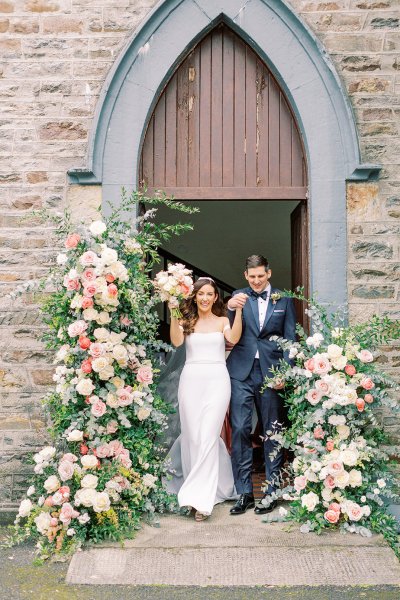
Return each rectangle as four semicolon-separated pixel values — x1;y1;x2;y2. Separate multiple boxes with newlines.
261;287;277;332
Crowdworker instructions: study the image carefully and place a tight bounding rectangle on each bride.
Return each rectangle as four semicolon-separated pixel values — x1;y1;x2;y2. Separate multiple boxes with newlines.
165;277;243;521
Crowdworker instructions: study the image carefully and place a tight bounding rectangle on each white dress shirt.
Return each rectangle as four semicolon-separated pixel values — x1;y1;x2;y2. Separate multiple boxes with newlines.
255;283;271;358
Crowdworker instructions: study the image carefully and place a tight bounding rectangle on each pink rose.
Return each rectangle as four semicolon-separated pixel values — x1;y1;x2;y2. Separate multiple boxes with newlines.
59;502;79;525
59;486;70;500
324;509;340;524
63;276;80;291
324;475;336;489
50;517;59;527
359;349;373;363
83;283;97;297
117;388;133;407
65;233;80;249
356;398;365;412
81;297;94;310
116;448;132;468
328;502;341;513
361;377;374;390
304;358;315;372
68;320;88;338
345;364;356;376
80;251;98;267
364;393;374;404
89;343;105;358
136;365;153;385
348;504;363;521
315;380;329;395
107;283;118;297
306;388;322;406
82;269;96;282
314;357;332;376
95;444;110;458
313;426;325;440
58;460;75;482
106;420;119;434
108;440;124;457
294;476;307;491
91;398;107;418
120;315;132;327
327;461;344;476
61;453;77;463
326;440;335;452
44;496;54;507
106;273;115;283
81;359;92;374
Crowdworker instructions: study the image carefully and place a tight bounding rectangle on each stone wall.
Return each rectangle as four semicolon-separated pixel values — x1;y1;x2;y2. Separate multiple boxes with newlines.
0;0;399;511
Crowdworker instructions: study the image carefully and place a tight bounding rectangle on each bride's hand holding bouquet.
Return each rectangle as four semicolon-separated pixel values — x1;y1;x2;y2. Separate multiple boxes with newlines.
153;263;194;319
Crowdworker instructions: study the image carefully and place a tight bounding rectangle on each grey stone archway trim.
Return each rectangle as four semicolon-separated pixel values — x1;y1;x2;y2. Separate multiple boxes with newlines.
68;0;381;308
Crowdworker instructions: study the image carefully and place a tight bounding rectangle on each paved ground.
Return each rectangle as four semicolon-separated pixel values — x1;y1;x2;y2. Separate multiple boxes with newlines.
1;502;400;599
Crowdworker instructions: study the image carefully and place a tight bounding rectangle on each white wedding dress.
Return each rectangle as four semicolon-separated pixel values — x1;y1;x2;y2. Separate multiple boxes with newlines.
165;329;236;515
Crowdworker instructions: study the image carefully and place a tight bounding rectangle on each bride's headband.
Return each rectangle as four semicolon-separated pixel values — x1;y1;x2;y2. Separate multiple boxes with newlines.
197;276;215;283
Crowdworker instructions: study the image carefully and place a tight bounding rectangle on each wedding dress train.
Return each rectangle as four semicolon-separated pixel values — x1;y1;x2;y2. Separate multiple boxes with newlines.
165;330;236;515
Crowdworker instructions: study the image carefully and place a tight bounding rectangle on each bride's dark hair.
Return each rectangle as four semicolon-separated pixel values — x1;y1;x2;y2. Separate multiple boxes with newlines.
180;278;224;334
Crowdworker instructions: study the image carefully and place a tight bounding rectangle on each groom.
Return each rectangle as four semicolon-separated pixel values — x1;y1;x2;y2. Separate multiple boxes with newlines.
226;255;296;515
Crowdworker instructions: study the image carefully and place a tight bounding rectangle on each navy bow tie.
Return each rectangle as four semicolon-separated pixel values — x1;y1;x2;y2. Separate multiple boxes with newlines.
250;290;268;300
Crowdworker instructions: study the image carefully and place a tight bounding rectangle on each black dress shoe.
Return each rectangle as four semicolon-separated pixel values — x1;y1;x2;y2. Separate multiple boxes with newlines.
254;498;278;515
229;493;255;515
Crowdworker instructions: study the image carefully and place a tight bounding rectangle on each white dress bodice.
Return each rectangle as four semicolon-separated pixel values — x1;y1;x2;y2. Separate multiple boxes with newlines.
185;332;226;364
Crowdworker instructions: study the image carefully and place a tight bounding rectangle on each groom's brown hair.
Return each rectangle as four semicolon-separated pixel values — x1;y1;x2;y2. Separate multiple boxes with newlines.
245;255;270;271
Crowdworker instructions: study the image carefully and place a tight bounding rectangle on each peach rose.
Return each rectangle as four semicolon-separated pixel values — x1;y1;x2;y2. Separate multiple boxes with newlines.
81;359;92;374
107;283;118;297
364;393;374;404
315;380;330;395
108;440;124;457
358;349;373;363
120;315;132;327
81;297;94;310
304;358;315;372
360;377;374;390
328;502;341;513
313;426;325;440
345;364;356;376
105;273;115;283
89;343;105;358
106;420;119;434
356;398;365;412
59;502;79;525
95;444;110;458
58;486;70;499
313;356;332;376
326;440;335;452
64;276;80;291
117;388;133;407
65;233;80;249
79;336;91;350
83;283;97;297
324;509;340;524
91;398;106;418
137;365;153;385
324;475;336;489
82;269;96;282
79;251;98;267
80;444;89;455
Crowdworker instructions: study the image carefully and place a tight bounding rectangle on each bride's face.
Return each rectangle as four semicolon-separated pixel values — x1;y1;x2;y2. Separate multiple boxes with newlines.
196;284;217;313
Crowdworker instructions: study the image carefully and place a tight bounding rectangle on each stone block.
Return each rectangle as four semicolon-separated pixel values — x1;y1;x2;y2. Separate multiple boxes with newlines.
0;39;22;59
323;33;383;53
0;368;26;389
9;17;40;34
42;16;83;34
351;285;396;299
304;13;364;32
347;182;381;220
29;368;54;386
25;1;65;12
361;108;393;120
351;239;393;260
26;171;48;184
39;120;87;140
342;55;381;72
386;196;400;218
67;184;101;224
0;1;14;11
359;122;398;136
384;32;400;52
348;77;392;93
0;18;9;32
369;16;400;30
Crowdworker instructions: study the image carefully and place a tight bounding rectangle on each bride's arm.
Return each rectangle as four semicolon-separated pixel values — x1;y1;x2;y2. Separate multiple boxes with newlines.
170;312;185;347
223;310;242;345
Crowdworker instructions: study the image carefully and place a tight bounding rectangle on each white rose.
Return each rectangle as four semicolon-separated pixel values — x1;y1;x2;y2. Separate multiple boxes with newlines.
81;474;99;489
34;511;52;534
67;429;84;442
336;424;350;440
362;505;371;517
321;488;333;502
81;455;98;469
377;479;386;488
75;487;97;507
83;308;99;321
67;528;76;536
112;345;128;362
36;446;56;463
56;253;68;265
101;247;118;265
94;327;110;342
27;485;35;497
278;507;288;517
92;356;110;373
18;499;33;518
43;475;60;493
76;378;95;396
301;491;319;511
137;406;151;421
310;461;322;473
97;311;112;325
340;448;359;467
334;470;350;489
92;491;111;513
288;347;298;359
328;415;346;426
89;220;107;236
106;393;119;408
327;344;343;359
98;365;115;380
142;473;157;488
348;469;363;487
331;355;347;370
78;512;90;524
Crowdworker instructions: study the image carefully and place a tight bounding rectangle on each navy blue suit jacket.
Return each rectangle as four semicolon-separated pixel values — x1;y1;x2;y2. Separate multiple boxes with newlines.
226;287;296;382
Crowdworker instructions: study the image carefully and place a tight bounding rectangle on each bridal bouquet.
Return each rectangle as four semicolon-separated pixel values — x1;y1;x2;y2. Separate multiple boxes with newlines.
263;295;400;555
153;263;193;319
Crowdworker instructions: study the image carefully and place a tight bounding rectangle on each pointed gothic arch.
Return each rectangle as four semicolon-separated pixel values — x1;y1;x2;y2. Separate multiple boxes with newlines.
68;0;380;309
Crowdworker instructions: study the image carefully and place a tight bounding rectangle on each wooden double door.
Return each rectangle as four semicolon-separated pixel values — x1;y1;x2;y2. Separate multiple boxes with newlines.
140;23;308;326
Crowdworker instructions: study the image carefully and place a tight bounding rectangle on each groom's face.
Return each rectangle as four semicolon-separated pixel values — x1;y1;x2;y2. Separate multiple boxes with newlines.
244;266;271;292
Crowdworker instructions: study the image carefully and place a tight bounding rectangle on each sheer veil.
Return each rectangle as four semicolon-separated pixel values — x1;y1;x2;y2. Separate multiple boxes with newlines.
156;344;186;451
